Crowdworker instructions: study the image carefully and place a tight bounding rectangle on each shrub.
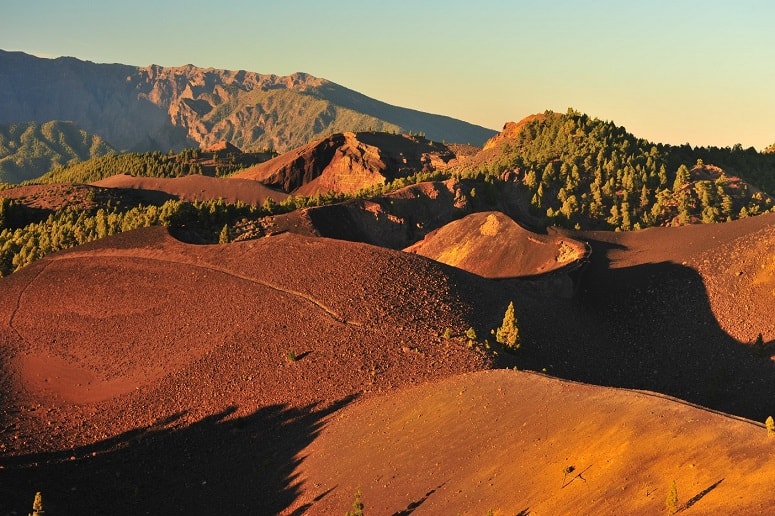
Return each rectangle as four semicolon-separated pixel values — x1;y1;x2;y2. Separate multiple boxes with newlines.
766;416;775;438
346;488;364;516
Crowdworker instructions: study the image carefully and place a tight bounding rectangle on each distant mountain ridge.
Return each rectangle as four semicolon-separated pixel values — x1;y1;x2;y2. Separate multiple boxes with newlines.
0;50;496;154
0;120;114;183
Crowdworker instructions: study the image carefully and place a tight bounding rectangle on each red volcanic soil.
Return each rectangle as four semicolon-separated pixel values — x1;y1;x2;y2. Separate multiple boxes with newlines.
289;370;775;515
0;227;507;514
92;173;288;205
260;178;473;249
233;132;455;196
405;211;589;279
568;211;775;344
261;178;536;251
2;189;775;513
0;184;98;211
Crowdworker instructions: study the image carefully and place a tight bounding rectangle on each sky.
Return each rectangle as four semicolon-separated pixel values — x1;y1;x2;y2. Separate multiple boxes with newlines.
2;0;774;149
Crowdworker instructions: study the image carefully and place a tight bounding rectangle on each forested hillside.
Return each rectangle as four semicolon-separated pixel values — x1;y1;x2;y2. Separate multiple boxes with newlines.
2;111;774;277
35;146;277;184
0;121;114;183
460;110;775;231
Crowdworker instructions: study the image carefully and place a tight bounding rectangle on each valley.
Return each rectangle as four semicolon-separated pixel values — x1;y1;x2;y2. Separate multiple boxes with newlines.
0;53;774;515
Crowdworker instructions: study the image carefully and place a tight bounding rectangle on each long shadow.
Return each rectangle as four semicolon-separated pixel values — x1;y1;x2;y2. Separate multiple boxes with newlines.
679;478;724;512
514;237;775;421
392;482;446;515
0;396;355;515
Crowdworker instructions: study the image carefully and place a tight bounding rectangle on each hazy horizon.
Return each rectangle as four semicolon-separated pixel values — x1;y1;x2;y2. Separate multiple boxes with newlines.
2;0;773;150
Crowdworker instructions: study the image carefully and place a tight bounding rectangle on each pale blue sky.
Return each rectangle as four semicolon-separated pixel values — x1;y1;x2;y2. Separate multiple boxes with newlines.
2;0;773;149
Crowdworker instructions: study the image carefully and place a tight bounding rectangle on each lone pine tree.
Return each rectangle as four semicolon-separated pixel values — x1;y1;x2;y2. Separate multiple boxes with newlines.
496;301;520;350
666;480;679;514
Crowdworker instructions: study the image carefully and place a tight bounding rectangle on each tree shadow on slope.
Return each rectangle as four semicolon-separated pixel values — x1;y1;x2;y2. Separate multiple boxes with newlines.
0;396;355;515
517;237;775;421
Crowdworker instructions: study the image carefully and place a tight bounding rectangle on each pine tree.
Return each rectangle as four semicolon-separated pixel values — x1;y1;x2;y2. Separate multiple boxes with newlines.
673;164;690;192
218;223;230;244
346;489;364;516
754;333;766;357
666;480;679;514
496;301;520;350
31;491;44;515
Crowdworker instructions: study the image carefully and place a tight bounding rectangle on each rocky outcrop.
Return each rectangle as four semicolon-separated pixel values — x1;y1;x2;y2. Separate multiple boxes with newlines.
482;114;547;151
233;131;456;196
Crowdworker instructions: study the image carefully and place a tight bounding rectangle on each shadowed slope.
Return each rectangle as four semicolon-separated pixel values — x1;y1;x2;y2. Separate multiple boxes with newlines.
262;179;473;248
262;178;536;250
289;370;775;515
512;213;775;419
569;212;775;346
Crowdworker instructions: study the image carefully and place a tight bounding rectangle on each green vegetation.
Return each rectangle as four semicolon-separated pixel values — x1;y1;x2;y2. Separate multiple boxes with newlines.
30;491;44;515
495;301;520;351
465;326;478;347
3;108;775;277
203;87;402;153
766;416;775;438
459;109;775;231
666;480;679;514
345;488;364;516
286;351;297;363
0;198;261;277
218;223;231;244
37;150;205;183
0;121;114;183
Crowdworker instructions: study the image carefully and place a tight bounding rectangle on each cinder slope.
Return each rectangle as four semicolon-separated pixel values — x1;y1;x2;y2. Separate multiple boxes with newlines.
261;178;537;251
233;132;455;195
514;212;775;420
405;211;589;278
289;370;775;515
0;227;499;514
570;211;775;345
92;173;288;204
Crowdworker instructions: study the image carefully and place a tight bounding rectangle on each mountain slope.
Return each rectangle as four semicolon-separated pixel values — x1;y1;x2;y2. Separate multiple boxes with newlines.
290;370;775;515
456;110;775;231
233;131;455;195
0;227;498;513
0;121;114;183
0;50;496;153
